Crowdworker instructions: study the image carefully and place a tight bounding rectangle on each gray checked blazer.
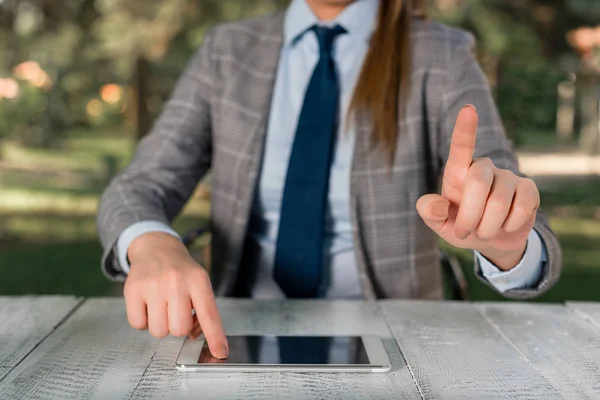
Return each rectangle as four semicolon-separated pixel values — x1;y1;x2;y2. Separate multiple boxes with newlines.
97;12;562;300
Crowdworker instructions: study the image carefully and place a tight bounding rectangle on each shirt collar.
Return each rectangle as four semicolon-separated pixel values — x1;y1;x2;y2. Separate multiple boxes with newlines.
284;0;380;45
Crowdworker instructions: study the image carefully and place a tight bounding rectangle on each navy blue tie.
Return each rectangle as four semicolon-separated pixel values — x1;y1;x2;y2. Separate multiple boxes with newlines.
274;25;347;299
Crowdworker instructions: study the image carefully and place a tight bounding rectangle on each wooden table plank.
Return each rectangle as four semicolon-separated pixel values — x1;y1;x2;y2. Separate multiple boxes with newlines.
0;368;9;382
0;299;421;400
566;302;600;329
0;296;81;378
130;300;422;400
478;303;600;399
0;298;162;399
380;301;563;400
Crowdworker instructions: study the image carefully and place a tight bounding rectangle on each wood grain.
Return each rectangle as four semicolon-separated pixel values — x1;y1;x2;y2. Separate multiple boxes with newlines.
0;296;81;377
567;302;600;329
380;300;563;399
0;368;9;382
6;298;595;399
0;298;162;399
478;302;600;399
0;299;422;399
130;300;423;400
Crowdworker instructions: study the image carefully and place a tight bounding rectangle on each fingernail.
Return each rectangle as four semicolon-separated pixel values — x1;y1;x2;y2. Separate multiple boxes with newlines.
221;344;229;359
464;104;477;113
213;344;228;360
455;227;471;240
432;202;449;218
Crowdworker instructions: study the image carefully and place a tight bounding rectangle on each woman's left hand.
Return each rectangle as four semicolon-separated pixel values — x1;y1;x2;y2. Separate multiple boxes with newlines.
416;105;540;271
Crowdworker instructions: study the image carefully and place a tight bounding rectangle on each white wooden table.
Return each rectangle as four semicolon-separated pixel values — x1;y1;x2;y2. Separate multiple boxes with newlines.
1;297;599;399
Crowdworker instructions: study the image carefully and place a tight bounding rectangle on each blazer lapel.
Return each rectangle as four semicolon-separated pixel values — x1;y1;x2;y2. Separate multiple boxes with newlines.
241;16;284;184
231;13;284;216
217;13;285;293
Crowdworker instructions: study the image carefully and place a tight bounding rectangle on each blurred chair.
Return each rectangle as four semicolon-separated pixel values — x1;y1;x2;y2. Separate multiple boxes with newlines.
182;224;212;273
182;225;469;301
440;251;469;301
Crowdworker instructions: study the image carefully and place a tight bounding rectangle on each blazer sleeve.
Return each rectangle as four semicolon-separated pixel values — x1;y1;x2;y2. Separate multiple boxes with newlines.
436;30;562;299
96;29;217;281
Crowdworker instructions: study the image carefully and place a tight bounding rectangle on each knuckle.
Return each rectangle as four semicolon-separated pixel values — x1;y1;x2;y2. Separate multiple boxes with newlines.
498;168;517;182
512;205;531;219
473;157;495;175
487;197;508;212
164;270;185;289
128;318;146;331
470;163;494;185
521;178;541;207
170;328;187;338
478;157;494;168
475;230;494;241
149;326;169;339
476;223;499;241
520;177;537;190
170;324;191;338
147;280;161;296
191;267;211;285
470;177;490;192
123;280;140;298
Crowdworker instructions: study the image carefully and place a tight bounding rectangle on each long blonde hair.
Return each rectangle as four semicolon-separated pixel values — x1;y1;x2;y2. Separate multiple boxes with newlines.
349;0;427;163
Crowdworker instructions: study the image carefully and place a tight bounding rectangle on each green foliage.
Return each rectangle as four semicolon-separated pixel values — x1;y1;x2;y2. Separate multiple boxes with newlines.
0;0;598;148
0;0;288;148
567;0;600;18
445;179;600;302
1;1;600;298
0;240;117;296
494;25;566;142
432;0;580;144
496;58;564;142
0;82;57;146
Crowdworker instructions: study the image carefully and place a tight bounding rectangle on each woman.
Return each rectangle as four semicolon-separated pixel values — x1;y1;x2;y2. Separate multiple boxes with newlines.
97;0;561;360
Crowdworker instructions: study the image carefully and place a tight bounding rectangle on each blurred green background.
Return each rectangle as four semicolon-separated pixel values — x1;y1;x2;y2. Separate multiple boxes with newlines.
1;0;600;301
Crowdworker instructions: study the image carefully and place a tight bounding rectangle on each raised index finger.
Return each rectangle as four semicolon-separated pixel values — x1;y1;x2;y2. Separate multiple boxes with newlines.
444;105;479;179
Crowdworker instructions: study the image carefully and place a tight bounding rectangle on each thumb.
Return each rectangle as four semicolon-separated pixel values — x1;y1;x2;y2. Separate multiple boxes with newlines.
416;194;450;232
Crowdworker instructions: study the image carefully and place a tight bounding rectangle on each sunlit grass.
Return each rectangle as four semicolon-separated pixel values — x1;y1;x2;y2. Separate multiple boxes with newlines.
0;188;210;218
550;217;600;238
0;198;210;243
0;240;120;296
445;215;600;303
514;129;566;152
1;134;599;299
0;189;99;214
2;132;133;173
0;135;212;296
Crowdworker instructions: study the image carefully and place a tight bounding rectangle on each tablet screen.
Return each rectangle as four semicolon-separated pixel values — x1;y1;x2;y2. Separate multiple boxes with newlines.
198;335;370;365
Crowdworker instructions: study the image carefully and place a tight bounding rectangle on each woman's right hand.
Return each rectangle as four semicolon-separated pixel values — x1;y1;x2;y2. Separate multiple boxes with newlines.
124;232;228;359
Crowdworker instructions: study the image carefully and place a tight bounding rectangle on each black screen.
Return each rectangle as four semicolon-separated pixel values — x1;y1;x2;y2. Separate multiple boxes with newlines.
198;335;370;365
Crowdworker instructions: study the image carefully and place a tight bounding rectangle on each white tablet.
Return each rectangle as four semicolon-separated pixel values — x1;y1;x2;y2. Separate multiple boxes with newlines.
176;334;392;373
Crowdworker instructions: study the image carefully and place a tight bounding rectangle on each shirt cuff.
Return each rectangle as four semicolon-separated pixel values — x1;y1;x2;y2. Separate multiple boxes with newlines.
116;221;181;274
475;229;547;293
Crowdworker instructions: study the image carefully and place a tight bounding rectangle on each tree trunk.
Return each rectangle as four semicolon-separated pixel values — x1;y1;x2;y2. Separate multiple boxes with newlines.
557;80;576;142
579;73;600;154
135;57;151;141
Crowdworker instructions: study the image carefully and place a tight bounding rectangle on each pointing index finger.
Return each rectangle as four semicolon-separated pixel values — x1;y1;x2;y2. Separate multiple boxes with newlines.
190;273;228;359
445;105;479;177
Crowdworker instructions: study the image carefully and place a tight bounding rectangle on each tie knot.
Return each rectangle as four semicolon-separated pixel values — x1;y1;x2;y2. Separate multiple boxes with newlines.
312;25;346;57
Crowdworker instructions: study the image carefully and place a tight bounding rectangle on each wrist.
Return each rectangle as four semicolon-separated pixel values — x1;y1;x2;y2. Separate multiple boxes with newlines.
479;242;527;272
128;232;185;264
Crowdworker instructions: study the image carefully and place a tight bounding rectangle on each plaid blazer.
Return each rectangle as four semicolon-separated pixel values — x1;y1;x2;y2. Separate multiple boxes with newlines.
97;12;561;300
